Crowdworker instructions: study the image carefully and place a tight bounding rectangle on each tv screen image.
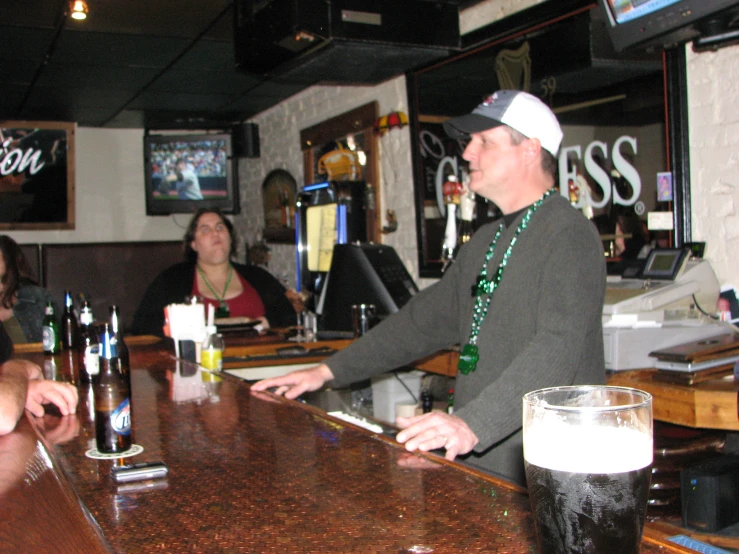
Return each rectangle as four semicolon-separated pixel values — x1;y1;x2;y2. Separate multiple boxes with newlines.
144;133;239;216
607;0;681;24
599;0;739;52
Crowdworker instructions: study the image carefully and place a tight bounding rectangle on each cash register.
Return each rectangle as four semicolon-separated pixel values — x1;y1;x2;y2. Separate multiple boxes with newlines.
603;247;731;370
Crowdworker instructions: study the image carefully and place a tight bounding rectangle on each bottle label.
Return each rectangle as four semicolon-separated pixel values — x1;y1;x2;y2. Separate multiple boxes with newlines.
42;326;56;351
84;345;100;376
111;398;131;436
201;348;223;371
80;312;93;325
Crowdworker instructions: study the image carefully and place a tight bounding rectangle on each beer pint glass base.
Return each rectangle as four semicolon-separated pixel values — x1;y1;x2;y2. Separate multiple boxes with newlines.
523;386;652;554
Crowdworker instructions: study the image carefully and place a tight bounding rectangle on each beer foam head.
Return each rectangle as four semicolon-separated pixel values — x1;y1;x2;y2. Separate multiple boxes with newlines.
524;422;652;474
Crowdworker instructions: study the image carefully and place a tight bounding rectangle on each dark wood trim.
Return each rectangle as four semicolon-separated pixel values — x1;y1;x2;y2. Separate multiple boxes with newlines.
299;103;378;150
664;47;692;246
299;102;380;243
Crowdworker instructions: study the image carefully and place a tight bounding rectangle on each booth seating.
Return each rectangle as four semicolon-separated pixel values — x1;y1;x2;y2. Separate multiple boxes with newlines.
20;241;183;334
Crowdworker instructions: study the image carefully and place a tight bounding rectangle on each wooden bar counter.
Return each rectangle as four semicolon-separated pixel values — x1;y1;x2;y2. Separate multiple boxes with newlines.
3;340;693;553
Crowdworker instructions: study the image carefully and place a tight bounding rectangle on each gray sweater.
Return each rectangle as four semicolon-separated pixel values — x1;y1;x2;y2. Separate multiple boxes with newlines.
325;194;606;485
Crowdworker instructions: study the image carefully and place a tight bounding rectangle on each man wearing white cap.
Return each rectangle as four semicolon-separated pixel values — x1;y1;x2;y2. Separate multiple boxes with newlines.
254;90;606;486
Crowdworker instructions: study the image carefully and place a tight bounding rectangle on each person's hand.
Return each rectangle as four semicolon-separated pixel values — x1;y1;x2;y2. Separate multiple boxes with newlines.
40;413;80;445
284;289;305;314
20;360;42;381
251;364;334;400
395;412;479;462
25;380;78;418
396;451;443;470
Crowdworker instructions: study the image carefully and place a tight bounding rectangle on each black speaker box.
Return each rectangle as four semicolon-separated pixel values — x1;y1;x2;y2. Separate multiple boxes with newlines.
233;123;260;158
234;0;460;83
681;455;739;532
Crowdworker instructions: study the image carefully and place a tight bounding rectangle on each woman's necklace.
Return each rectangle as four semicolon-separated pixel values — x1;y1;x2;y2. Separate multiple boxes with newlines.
197;264;234;318
458;188;555;375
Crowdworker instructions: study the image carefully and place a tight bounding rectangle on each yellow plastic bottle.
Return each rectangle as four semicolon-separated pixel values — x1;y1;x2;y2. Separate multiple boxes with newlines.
201;325;224;374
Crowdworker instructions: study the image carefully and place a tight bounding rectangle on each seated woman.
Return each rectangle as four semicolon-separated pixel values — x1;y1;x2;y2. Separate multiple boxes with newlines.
0;236;55;343
132;208;297;336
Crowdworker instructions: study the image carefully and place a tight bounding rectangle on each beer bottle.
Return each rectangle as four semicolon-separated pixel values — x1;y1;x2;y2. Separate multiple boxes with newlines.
41;301;62;355
421;390;433;414
78;301;99;384
109;305;130;382
94;323;132;454
62;290;79;350
61;290;79;350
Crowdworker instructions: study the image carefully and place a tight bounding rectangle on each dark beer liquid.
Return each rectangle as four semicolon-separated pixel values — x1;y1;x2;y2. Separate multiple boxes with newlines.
525;462;651;554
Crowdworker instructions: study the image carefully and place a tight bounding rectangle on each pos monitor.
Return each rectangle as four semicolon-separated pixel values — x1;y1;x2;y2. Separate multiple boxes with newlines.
317;243;418;331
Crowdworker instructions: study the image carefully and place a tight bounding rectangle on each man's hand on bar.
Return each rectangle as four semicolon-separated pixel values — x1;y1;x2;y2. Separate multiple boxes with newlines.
395;412;479;462
251;363;335;400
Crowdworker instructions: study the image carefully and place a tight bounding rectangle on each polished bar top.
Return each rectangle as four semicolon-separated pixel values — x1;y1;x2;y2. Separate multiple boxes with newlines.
4;341;692;553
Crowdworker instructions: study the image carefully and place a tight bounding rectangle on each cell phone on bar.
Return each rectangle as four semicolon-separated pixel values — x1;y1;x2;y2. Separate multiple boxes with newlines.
111;461;169;483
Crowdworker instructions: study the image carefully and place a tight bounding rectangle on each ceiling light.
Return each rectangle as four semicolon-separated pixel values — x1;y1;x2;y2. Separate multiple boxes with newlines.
70;0;88;21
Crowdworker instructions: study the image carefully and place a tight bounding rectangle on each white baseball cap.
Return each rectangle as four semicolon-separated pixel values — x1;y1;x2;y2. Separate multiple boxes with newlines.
443;90;563;156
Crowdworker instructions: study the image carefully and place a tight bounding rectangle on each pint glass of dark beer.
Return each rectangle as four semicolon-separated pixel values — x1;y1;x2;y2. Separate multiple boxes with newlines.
523;386;652;554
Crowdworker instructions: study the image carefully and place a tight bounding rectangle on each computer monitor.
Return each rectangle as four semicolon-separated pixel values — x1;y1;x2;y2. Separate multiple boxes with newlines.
317;243;418;331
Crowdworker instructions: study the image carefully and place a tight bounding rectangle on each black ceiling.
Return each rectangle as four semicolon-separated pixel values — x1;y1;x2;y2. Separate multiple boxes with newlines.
0;0;490;131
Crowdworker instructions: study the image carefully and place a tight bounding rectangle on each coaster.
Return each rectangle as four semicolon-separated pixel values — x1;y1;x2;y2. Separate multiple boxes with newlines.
85;444;144;460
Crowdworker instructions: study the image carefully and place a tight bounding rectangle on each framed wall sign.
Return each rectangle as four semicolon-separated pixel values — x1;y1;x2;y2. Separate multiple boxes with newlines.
0;121;75;230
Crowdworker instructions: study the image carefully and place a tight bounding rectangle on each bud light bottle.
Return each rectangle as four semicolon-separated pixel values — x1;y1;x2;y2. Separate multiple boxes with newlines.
77;301;99;384
94;323;132;453
109;305;130;385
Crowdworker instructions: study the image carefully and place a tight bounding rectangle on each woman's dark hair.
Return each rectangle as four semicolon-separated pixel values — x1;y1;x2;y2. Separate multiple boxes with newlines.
0;235;37;309
183;208;238;263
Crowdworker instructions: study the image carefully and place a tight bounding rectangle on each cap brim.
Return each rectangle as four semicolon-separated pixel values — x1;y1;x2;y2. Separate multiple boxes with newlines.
443;113;503;139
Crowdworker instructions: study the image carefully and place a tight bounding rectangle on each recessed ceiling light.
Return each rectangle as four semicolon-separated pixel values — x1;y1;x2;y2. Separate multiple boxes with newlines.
70;0;88;21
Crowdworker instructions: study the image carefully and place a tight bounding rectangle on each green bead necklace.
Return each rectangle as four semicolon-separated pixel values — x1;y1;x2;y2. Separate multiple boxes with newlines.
197;264;234;318
458;188;555;375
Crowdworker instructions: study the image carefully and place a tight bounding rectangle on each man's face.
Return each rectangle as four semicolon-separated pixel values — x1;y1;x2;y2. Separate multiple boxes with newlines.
462;126;528;203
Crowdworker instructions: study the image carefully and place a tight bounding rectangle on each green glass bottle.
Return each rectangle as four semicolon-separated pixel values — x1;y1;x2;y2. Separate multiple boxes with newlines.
42;301;62;355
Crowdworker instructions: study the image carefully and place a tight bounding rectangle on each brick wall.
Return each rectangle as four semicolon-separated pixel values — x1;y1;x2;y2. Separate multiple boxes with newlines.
687;44;739;290
234;77;424;289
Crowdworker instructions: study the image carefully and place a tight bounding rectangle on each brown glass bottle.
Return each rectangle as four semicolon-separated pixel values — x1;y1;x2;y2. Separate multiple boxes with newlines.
61;290;79;350
94;323;132;454
77;301;99;384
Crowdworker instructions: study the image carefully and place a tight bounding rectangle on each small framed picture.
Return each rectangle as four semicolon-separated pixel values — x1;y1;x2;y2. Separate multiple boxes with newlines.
657;172;673;202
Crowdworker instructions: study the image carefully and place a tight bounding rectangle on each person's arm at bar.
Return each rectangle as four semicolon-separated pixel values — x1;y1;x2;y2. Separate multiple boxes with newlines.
0;359;78;435
251;363;335;399
0;360;32;435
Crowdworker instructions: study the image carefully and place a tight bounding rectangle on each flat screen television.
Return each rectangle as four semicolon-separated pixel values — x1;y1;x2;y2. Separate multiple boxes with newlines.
599;0;739;52
144;133;239;216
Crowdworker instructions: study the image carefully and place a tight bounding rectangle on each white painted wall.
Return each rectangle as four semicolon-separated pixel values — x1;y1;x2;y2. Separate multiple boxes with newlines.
687;43;739;290
7;127;185;245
